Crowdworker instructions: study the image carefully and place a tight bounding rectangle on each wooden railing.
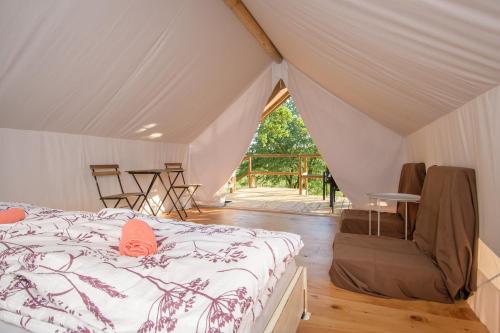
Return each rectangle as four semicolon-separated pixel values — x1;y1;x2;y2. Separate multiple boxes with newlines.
233;153;323;195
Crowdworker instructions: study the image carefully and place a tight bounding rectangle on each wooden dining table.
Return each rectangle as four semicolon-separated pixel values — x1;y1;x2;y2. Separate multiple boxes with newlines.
126;168;185;219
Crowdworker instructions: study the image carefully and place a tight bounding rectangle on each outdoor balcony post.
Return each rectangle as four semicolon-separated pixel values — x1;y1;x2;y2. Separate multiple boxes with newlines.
298;156;302;195
248;156;254;188
304;156;309;195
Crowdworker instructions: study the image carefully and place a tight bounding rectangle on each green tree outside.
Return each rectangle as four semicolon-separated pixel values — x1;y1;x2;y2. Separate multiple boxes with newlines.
235;97;328;195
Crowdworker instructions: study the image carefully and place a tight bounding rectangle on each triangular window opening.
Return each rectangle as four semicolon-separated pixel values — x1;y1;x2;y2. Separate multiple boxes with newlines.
225;81;350;215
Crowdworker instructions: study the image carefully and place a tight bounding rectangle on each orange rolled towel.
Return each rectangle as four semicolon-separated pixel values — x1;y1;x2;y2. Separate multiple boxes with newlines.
119;219;158;257
0;208;26;224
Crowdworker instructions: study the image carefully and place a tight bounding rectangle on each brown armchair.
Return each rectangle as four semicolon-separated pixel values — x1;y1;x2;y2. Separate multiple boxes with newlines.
330;166;478;303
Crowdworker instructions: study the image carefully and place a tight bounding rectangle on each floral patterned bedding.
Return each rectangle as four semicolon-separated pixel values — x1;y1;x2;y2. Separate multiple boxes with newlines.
0;202;303;333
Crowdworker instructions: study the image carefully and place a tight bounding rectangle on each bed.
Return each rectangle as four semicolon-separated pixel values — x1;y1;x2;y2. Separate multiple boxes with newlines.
0;202;308;333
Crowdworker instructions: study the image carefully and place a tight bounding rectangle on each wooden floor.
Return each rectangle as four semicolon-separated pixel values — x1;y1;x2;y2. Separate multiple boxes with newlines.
225;187;351;215
174;208;489;333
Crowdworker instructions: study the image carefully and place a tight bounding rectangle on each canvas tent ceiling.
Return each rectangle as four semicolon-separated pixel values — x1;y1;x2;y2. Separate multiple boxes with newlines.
245;0;500;134
0;0;270;143
1;0;500;141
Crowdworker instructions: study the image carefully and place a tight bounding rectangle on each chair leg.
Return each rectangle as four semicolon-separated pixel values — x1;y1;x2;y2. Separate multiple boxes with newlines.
113;198;121;208
101;198;108;208
170;185;183;209
168;188;188;216
183;187;201;214
189;186;202;213
169;186;202;214
166;172;183;208
131;195;142;211
169;187;201;216
124;197;133;209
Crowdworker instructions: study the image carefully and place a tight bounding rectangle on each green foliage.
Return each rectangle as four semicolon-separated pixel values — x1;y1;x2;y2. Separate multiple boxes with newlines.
235;98;327;195
250;98;316;154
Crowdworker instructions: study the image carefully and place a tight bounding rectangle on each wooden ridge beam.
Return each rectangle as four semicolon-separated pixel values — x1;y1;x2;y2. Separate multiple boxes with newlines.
224;0;283;63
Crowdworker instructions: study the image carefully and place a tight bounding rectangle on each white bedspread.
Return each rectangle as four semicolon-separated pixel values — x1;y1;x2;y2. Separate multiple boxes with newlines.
0;203;303;333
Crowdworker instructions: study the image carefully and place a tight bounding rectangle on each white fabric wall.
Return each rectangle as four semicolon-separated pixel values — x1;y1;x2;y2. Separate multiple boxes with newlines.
0;128;188;212
287;65;406;209
405;84;500;333
406;85;500;255
189;66;272;204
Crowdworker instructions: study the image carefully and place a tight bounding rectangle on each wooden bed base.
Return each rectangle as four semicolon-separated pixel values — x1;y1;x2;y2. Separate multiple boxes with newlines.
263;266;310;333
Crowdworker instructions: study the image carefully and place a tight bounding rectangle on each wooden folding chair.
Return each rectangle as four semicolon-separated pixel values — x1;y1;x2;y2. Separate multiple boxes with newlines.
90;164;145;210
164;162;202;216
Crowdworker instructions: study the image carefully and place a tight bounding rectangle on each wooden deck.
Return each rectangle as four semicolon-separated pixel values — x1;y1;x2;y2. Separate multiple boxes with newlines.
175;208;489;333
225;187;350;216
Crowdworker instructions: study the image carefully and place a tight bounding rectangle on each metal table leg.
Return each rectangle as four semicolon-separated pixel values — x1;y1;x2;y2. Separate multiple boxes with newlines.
130;195;142;210
157;174;185;220
131;173;156;214
368;198;372;236
405;201;408;240
377;198;381;237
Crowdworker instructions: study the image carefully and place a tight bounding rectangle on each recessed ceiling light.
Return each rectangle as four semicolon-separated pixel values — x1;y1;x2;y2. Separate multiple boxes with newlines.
144;123;157;129
135;127;147;133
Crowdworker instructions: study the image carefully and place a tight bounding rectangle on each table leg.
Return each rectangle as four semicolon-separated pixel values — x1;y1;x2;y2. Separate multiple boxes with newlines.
368;199;372;236
130;195;142;210
155;174;170;216
405;201;408;240
131;173;156;214
377;198;381;237
157;174;186;220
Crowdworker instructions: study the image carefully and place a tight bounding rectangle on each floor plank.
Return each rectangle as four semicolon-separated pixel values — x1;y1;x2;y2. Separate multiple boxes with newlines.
225;187;350;215
171;208;489;333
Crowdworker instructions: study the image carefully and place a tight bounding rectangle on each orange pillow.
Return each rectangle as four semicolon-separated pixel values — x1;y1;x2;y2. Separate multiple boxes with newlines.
0;208;26;224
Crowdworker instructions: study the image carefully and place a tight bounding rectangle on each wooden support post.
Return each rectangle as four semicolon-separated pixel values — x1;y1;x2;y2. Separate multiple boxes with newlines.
304;157;308;196
298;156;302;195
248;156;253;188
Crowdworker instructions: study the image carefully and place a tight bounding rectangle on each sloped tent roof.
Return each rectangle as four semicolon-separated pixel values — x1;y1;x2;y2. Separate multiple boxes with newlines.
2;0;499;143
1;0;500;211
0;0;270;143
245;0;500;134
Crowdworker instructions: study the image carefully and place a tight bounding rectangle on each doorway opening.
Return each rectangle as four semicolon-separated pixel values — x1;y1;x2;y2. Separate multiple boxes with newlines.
224;80;350;215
